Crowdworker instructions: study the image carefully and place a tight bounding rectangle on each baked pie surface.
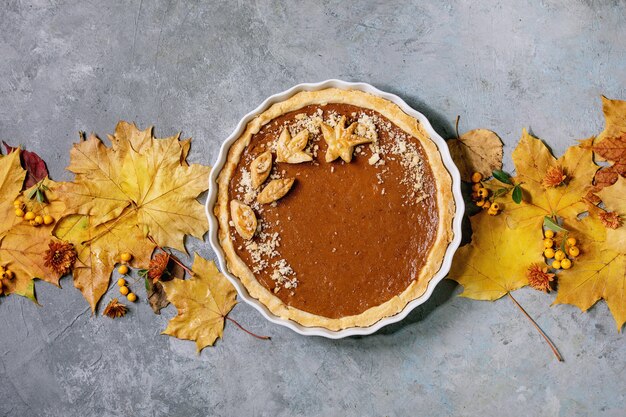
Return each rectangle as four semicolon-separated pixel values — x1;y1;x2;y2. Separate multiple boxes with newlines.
215;88;455;330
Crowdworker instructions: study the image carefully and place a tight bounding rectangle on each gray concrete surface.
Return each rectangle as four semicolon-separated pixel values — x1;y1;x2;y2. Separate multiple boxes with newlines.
1;1;625;416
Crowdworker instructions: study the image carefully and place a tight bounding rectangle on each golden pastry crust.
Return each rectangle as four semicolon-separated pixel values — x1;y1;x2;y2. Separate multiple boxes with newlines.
215;88;455;330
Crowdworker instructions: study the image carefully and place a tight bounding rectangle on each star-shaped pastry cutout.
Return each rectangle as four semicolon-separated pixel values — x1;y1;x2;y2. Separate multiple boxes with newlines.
320;116;374;163
276;128;312;163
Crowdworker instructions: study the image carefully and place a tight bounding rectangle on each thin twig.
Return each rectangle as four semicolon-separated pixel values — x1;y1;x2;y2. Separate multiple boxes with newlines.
508;292;563;362
455;115;461;139
225;316;271;340
168;255;193;276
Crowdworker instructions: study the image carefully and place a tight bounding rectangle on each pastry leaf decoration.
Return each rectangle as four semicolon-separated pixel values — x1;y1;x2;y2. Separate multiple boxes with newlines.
276;128;312;164
321;116;373;163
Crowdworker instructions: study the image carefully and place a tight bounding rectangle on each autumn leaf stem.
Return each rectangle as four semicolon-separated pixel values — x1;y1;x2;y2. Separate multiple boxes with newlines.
225;316;271;341
169;256;193;276
507;292;563;362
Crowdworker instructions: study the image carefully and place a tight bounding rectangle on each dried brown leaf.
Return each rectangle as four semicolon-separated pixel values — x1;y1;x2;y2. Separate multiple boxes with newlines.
448;129;503;182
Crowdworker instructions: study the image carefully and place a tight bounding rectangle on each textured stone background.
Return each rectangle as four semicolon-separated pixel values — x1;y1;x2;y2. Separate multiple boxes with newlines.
1;1;625;416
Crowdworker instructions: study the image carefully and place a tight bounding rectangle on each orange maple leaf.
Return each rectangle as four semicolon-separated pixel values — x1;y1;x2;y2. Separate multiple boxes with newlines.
591;96;626;190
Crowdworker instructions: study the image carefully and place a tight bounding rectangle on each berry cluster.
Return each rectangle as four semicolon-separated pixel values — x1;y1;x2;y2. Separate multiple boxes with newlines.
0;265;16;295
14;199;54;226
116;252;137;302
542;229;580;270
470;172;501;215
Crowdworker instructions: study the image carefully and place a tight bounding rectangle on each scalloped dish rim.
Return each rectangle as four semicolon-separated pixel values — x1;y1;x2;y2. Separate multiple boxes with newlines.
205;79;464;339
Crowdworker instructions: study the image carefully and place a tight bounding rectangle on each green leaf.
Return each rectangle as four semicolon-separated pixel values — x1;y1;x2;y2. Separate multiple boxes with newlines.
512;184;523;204
27;187;37;199
492;169;513;185
35;189;45;203
144;277;152;292
543;216;568;233
491;187;509;199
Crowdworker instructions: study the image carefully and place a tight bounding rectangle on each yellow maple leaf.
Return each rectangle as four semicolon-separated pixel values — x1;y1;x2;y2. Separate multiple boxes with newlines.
161;254;237;352
553;216;626;331
108;120;191;164
0;151;26;235
0;152;66;301
53;121;210;311
597;176;626;248
449;212;544;300
595;96;626;144
58;123;209;252
0;151;34;299
53;213;155;312
498;129;598;231
0;151;28;296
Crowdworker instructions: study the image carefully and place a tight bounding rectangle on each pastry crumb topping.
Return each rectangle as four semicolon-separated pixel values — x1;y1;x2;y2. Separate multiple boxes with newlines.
242;225;298;292
271;259;297;292
368;153;380;165
324;111;343;127
244;226;280;273
356;113;378;142
236;168;258;205
291;109;324;135
390;137;427;204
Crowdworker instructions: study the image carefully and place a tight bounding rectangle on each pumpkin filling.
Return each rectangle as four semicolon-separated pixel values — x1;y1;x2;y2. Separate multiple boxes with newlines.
227;103;438;319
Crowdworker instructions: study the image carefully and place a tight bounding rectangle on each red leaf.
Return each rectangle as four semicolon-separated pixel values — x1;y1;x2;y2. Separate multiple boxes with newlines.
3;141;49;187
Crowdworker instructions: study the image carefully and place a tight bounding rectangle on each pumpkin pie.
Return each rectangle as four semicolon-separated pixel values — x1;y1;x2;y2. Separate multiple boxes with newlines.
215;88;455;330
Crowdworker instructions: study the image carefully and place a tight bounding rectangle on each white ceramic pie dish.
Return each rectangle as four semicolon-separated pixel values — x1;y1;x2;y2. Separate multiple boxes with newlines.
205;79;464;338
